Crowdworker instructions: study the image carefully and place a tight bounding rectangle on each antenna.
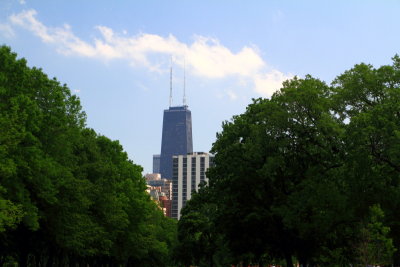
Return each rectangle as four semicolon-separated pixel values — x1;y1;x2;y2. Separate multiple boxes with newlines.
183;58;186;106
169;56;173;107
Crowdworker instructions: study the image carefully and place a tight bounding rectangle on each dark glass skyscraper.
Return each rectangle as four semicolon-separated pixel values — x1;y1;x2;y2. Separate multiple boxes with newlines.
159;105;193;180
153;154;160;173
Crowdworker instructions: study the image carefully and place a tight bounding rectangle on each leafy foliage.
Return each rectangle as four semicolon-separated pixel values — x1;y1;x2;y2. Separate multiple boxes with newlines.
355;205;396;266
177;57;400;266
0;46;177;266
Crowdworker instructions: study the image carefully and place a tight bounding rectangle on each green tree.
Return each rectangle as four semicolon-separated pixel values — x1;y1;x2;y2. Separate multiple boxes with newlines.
0;186;23;232
176;185;230;267
206;76;352;266
0;45;178;266
355;205;395;266
333;56;400;265
177;55;400;267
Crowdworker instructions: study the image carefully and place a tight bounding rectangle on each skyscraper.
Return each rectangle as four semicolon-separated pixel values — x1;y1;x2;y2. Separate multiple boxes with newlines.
159;105;193;180
153;154;160;173
171;152;214;219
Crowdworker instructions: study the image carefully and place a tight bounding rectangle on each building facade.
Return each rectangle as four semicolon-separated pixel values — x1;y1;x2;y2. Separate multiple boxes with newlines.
145;173;172;201
159;106;193;180
171;152;214;220
152;154;160;174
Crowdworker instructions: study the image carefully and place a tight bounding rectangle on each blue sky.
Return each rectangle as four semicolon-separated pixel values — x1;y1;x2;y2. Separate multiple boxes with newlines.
1;1;399;174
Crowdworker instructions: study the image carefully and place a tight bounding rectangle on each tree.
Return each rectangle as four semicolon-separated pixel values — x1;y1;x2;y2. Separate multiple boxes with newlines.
205;76;353;266
355;205;395;266
0;186;23;232
333;56;400;265
176;185;230;267
0;45;178;266
177;55;400;267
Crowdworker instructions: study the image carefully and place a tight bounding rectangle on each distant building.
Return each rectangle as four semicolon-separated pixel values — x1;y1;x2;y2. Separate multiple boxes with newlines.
154;65;194;218
149;188;161;200
145;173;173;216
171;152;214;220
153;154;160;174
145;173;161;182
159;195;172;217
159;106;193;180
148;180;172;200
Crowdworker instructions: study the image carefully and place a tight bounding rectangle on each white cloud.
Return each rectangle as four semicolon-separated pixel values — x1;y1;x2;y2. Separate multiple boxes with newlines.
10;9;53;42
185;36;265;78
9;10;97;57
254;70;293;97
7;9;292;97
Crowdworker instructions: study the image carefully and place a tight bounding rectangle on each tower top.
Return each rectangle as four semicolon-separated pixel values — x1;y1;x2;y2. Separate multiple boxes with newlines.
183;58;187;106
169;56;189;108
169;57;173;108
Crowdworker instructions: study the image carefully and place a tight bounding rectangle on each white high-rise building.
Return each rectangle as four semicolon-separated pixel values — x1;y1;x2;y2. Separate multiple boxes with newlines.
171;152;214;219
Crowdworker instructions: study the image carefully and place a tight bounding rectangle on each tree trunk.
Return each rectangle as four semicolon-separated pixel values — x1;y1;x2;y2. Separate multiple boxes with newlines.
299;260;307;267
69;255;76;267
285;253;293;267
18;251;28;267
35;254;41;267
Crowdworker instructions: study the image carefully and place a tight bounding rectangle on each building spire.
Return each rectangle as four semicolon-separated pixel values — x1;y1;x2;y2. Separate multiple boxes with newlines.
183;58;186;106
169;56;173;107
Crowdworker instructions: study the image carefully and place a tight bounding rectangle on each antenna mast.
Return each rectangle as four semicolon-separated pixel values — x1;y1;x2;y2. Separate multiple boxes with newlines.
169;57;173;107
183;58;186;106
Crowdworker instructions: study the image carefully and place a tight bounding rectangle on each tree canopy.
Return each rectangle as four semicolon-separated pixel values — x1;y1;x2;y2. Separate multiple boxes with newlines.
176;56;400;266
0;46;177;267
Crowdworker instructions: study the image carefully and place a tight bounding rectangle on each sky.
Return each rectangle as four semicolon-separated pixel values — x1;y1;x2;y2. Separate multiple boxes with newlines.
1;1;399;174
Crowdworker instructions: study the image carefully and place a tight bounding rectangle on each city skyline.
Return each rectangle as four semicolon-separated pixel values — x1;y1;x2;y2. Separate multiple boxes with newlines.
1;1;399;174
